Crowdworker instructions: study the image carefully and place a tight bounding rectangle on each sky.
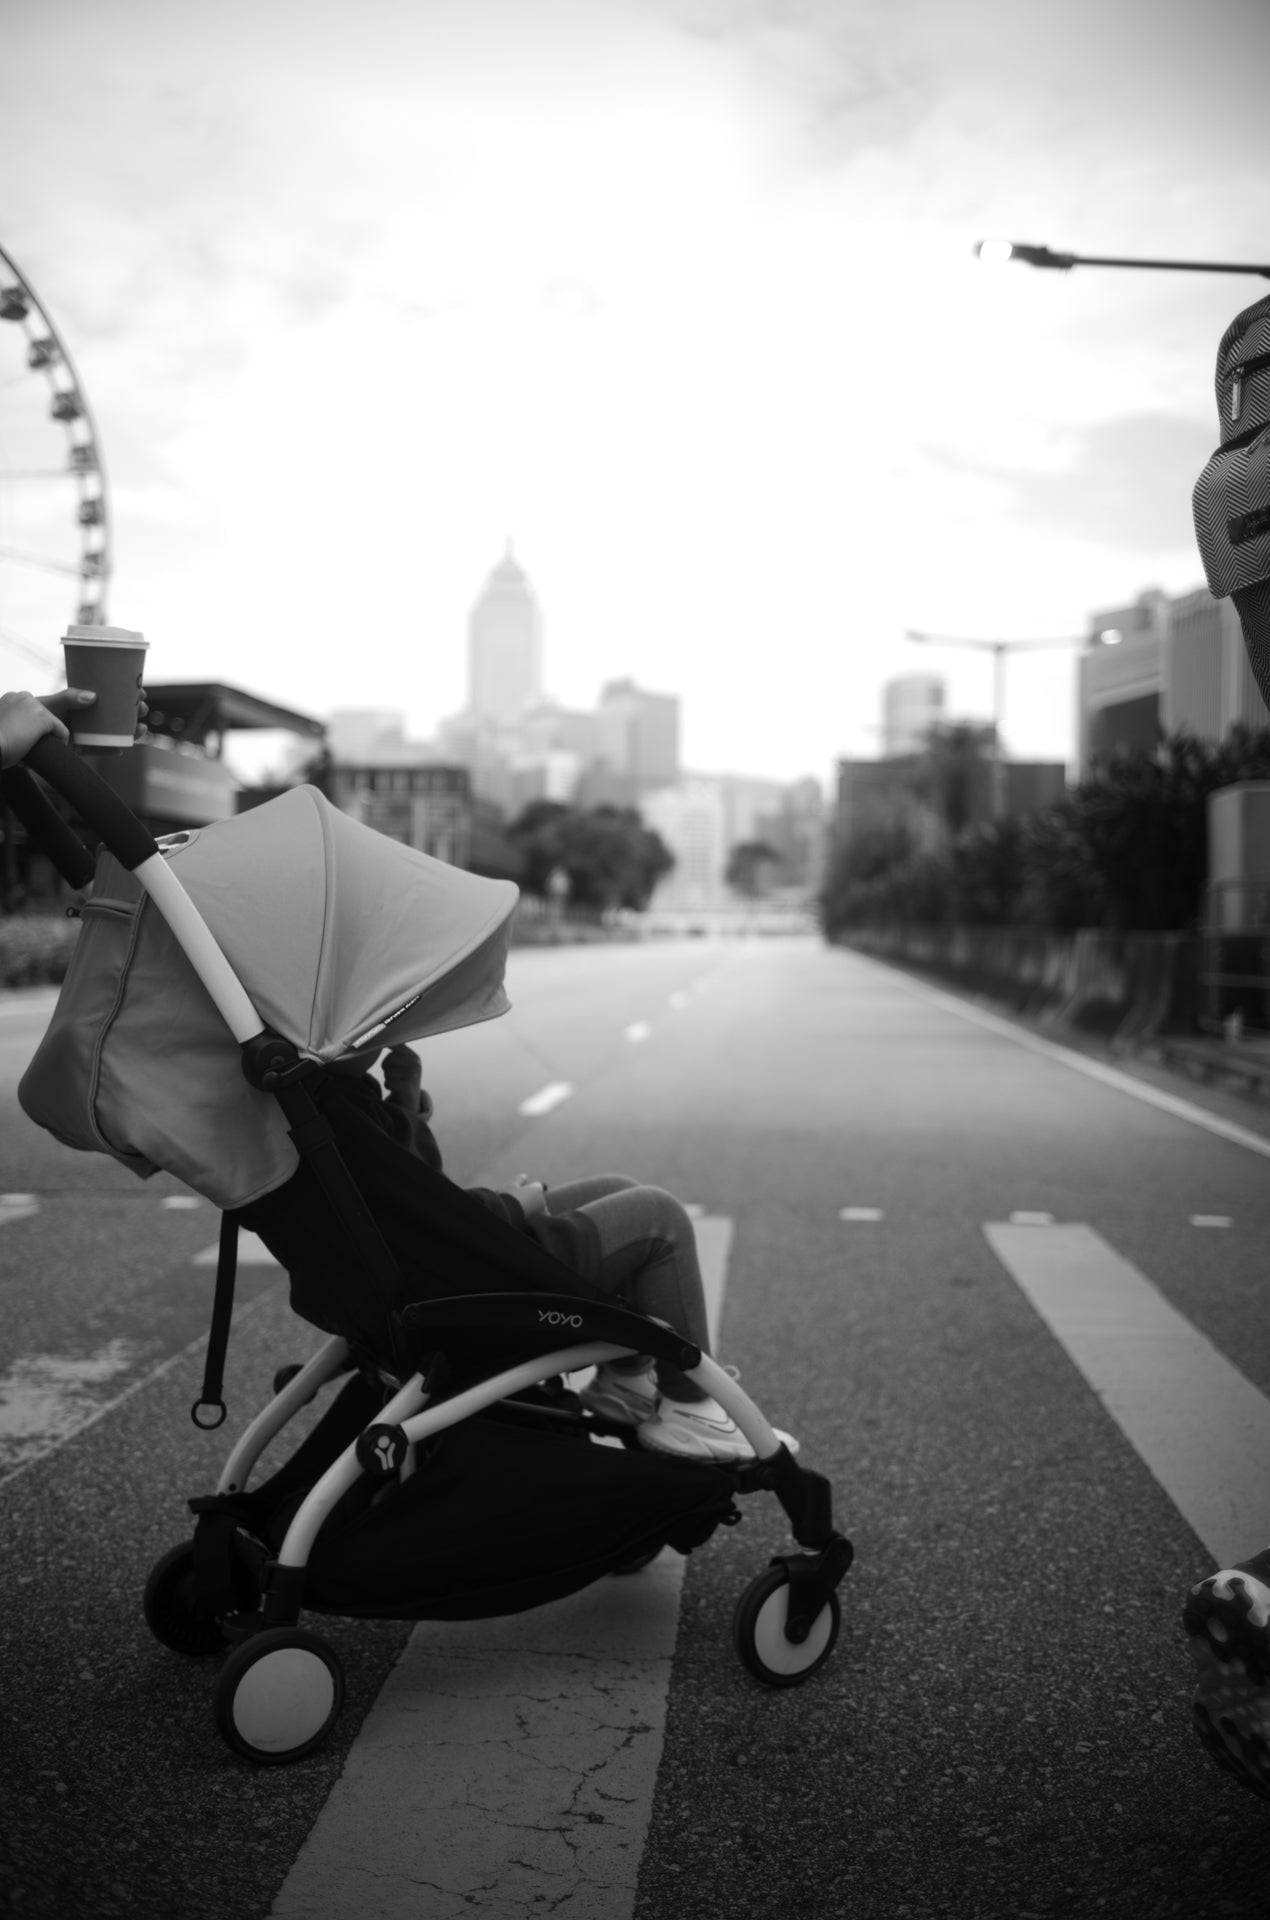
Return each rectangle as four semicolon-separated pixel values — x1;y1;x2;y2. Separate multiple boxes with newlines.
2;0;1269;787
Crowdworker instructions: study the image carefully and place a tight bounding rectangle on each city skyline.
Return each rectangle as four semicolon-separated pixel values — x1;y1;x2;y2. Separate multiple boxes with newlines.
2;0;1269;782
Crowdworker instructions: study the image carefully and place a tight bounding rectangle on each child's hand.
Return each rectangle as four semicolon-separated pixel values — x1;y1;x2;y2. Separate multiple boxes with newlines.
382;1043;423;1110
509;1174;548;1218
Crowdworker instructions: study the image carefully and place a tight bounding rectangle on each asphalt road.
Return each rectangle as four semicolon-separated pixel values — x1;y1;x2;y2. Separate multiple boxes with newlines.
3;935;1270;1919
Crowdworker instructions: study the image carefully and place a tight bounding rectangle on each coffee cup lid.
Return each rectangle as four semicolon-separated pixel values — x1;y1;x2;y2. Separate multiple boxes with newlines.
64;625;148;647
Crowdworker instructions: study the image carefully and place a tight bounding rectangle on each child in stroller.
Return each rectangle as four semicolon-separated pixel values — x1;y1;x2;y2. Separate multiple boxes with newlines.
6;735;850;1764
322;1039;798;1463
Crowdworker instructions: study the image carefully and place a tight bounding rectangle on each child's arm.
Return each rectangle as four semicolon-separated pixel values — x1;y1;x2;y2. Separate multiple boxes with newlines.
380;1044;441;1165
382;1043;432;1118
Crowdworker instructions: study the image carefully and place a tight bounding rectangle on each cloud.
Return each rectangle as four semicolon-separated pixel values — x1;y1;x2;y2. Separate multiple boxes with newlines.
925;411;1217;554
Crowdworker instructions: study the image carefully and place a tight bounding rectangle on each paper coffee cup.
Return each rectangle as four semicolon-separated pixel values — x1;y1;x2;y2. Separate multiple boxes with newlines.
62;625;148;748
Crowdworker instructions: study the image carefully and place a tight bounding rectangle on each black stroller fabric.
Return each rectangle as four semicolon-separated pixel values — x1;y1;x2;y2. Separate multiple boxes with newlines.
235;1072;608;1370
211;1374;739;1621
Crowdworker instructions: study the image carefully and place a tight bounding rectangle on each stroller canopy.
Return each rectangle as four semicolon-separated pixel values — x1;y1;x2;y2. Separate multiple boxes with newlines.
158;784;519;1060
20;786;519;1207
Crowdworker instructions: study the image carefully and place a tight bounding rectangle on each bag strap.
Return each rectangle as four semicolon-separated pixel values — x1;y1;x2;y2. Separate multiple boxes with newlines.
191;1210;238;1428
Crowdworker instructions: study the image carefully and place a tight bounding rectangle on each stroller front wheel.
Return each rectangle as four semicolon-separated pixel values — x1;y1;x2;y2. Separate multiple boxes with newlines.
144;1540;252;1657
733;1566;840;1687
213;1627;345;1764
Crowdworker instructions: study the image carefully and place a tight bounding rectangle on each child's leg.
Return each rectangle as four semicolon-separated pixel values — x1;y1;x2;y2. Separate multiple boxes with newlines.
545;1174;639;1212
572;1184;712;1401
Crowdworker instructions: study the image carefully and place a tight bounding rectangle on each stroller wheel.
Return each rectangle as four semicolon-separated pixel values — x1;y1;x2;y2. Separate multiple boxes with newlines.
213;1627;345;1764
733;1566;840;1688
144;1540;254;1657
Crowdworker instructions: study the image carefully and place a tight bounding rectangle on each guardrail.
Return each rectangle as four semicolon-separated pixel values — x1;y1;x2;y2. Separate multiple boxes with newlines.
1199;881;1270;1036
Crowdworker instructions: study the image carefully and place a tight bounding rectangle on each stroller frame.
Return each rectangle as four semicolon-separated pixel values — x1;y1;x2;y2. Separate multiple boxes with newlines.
4;739;855;1764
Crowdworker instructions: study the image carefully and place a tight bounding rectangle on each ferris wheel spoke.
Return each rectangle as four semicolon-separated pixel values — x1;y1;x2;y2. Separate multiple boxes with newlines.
0;238;111;635
0;544;96;580
0;467;88;481
0;621;61;671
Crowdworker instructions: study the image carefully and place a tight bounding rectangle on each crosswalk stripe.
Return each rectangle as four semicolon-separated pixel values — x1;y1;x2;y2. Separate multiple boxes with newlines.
985;1221;1270;1567
192;1232;279;1267
269;1217;734;1920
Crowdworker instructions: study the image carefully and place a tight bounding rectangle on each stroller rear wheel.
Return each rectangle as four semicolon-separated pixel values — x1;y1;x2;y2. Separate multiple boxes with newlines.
213;1627;345;1764
733;1565;840;1687
144;1540;257;1657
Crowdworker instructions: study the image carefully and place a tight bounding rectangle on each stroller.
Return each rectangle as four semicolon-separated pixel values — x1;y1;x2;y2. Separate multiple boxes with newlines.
3;741;854;1764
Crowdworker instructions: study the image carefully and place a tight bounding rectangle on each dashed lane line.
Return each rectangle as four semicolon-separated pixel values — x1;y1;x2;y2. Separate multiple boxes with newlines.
518;1081;574;1118
192;1231;280;1267
0;1195;39;1227
986;1221;1270;1568
269;1217;734;1920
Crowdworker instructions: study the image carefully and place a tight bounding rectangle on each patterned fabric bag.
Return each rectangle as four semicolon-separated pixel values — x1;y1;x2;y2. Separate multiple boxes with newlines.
1192;291;1270;703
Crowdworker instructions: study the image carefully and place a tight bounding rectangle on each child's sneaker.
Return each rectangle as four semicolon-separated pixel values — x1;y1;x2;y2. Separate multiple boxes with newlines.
637;1395;800;1463
579;1362;659;1426
1184;1547;1270;1802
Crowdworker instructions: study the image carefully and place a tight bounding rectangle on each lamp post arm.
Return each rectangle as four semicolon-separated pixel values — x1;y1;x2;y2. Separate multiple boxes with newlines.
1070;252;1270;280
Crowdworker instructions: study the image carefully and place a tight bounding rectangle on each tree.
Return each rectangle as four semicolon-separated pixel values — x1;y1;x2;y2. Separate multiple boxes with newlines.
507;801;674;912
724;839;783;899
920;721;997;838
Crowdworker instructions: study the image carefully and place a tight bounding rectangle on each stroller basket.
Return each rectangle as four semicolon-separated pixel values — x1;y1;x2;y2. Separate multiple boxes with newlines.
4;739;854;1764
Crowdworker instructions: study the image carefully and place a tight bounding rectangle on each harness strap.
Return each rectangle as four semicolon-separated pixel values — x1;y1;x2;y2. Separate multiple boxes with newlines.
274;1079;414;1381
191;1210;238;1428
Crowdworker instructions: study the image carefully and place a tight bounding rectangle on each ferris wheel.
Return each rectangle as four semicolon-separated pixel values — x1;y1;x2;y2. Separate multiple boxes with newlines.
0;239;111;690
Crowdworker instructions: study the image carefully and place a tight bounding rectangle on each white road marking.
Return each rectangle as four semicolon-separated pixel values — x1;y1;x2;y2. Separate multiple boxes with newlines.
0;1339;150;1469
0;994;57;1020
518;1081;574;1118
0;1286;278;1494
193;1231;279;1267
0;1195;38;1227
270;1217;735;1920
625;1021;652;1043
160;1195;204;1210
1190;1214;1233;1228
840;1206;884;1222
985;1222;1270;1566
890;974;1270;1162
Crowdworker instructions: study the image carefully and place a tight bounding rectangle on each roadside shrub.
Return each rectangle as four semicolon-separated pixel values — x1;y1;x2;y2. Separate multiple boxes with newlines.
0;913;81;988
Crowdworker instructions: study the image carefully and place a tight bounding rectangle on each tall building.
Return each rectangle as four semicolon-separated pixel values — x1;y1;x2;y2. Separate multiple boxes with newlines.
586;677;680;803
642;778;729;910
330;763;473;868
882;673;946;756
468;542;544;726
833;753;1066;854
1076;584;1270;776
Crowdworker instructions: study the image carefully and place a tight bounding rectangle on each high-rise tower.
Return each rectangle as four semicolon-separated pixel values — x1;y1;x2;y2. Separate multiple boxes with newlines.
467;541;544;726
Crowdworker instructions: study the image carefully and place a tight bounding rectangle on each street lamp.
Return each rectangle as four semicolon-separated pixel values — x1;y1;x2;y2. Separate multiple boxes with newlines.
904;628;1087;820
974;239;1270;280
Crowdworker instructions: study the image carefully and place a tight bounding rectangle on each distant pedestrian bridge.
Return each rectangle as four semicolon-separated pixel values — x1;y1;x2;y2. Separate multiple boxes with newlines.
630;905;818;939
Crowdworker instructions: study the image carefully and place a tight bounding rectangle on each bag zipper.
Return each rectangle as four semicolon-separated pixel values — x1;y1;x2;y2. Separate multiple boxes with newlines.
1229;348;1270;424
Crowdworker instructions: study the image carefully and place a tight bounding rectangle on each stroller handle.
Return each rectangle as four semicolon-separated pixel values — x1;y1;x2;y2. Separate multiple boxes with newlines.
8;736;265;1045
6;735;159;876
